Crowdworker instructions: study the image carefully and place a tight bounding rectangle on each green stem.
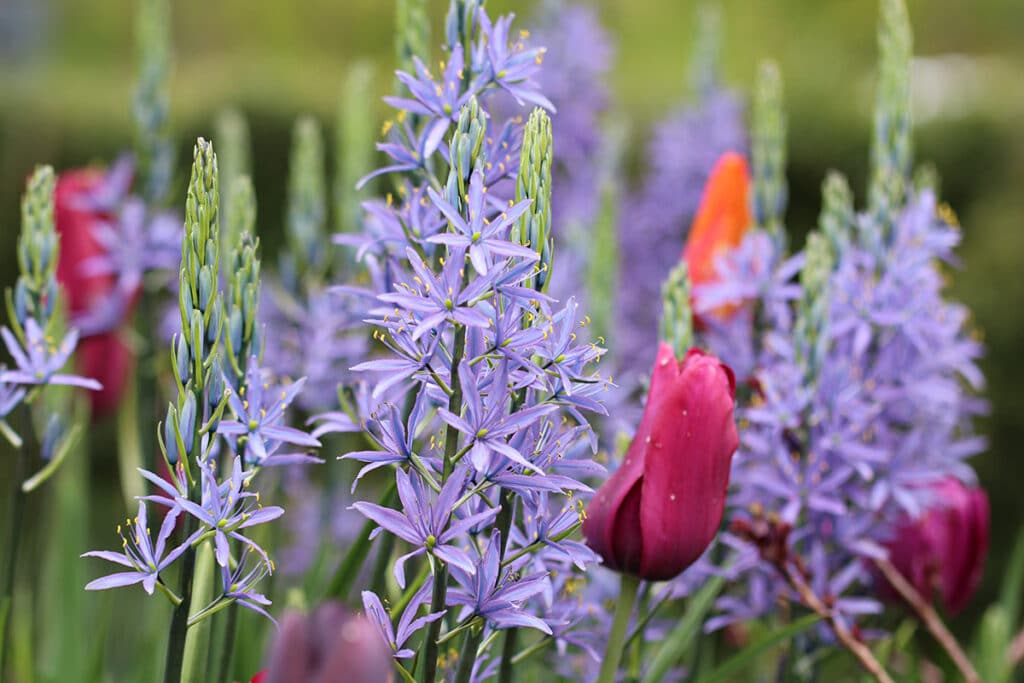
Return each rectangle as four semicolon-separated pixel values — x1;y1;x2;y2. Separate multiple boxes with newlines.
163;493;199;683
596;573;641;683
420;323;468;683
0;411;29;678
453;625;484;683
497;627;518;683
215;601;239;683
418;565;449;683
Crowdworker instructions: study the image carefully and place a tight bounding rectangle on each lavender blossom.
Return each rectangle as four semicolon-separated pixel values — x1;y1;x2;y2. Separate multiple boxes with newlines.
217;361;322;466
352;468;499;588
362;581;446;659
0;319;102;391
175;457;284;567
83;501;198;596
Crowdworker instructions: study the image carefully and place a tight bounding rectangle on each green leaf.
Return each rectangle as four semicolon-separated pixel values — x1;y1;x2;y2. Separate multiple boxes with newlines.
695;613;822;683
999;526;1024;630
641;575;724;683
974;606;1011;683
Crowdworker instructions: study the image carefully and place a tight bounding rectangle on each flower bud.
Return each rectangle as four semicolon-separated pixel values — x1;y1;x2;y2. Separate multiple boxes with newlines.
175;334;190;385
263;602;390;683
163;407;179;466
583;343;738;580
179;393;197;455
883;478;989;616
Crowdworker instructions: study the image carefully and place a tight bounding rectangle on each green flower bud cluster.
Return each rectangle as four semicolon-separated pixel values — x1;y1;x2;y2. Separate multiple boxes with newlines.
868;0;913;235
442;97;487;218
819;171;855;257
283;117;328;288
794;231;834;389
162;139;229;474
659;262;695;360
224;180;262;385
751;61;788;254
514;108;554;294
134;0;175;207
7;166;59;343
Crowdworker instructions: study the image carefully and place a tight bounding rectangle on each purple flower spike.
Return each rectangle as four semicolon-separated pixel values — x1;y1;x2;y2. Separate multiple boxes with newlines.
82;500;199;595
0;319;102;390
352;468;499;588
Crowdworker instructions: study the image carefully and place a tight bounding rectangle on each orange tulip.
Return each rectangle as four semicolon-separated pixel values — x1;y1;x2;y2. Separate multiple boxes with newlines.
682;152;753;315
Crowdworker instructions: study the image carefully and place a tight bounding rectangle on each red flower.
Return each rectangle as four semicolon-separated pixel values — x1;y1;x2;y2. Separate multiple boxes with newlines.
884;478;989;616
247;672;267;683
583;343;739;580
54;168;137;418
682;152;753;322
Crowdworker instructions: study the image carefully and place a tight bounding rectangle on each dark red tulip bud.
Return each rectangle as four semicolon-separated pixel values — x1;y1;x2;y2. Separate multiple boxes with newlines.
54;168;138;418
264;602;392;683
884;478;989;616
583;343;739;581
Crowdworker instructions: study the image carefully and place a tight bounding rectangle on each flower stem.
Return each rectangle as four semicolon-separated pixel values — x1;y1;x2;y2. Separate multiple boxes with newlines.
784;565;894;683
596;573;641;683
0;411;29;678
453;625;484;683
420;323;468;683
163;494;199;683
873;557;980;683
215;602;239;683
497;626;518;683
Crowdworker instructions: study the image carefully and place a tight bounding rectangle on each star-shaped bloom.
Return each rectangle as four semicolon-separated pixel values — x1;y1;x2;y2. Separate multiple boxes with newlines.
83;500;199;595
438;361;555;473
352;468;498;588
362;580;446;659
377;247;493;340
218;360;322;466
175;457;284;567
478;13;554;111
427;167;535;275
385;44;481;121
0;319;102;390
448;531;551;633
222;551;277;623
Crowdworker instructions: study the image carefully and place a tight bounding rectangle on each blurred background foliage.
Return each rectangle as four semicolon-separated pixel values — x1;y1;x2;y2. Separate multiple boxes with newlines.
0;0;1021;641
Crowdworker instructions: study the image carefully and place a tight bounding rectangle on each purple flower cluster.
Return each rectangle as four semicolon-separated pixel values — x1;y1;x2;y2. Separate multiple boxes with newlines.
707;191;986;630
335;3;611;677
617;91;747;380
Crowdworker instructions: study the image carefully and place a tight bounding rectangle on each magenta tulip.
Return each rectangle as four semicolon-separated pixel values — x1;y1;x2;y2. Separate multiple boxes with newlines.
885;478;989;616
583;343;739;581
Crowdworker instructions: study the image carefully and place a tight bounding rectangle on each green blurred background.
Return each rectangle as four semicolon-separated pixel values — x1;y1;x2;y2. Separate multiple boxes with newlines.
0;0;1021;642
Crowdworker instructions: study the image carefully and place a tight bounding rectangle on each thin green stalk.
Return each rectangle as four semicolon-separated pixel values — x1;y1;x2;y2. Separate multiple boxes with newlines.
420;324;468;683
497;626;518;683
596;574;641;683
181;541;216;683
0;410;29;678
163;495;199;683
453;625;484;683
215;601;239;683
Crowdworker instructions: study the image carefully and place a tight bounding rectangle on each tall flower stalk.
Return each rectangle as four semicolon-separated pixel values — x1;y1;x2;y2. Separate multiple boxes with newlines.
329;4;610;681
82;140;319;682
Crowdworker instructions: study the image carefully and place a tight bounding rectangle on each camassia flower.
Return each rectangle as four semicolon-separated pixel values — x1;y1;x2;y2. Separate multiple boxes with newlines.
82;500;199;595
583;343;738;580
682;151;753;321
362;581;446;659
0;319;102;391
883;478;989;616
